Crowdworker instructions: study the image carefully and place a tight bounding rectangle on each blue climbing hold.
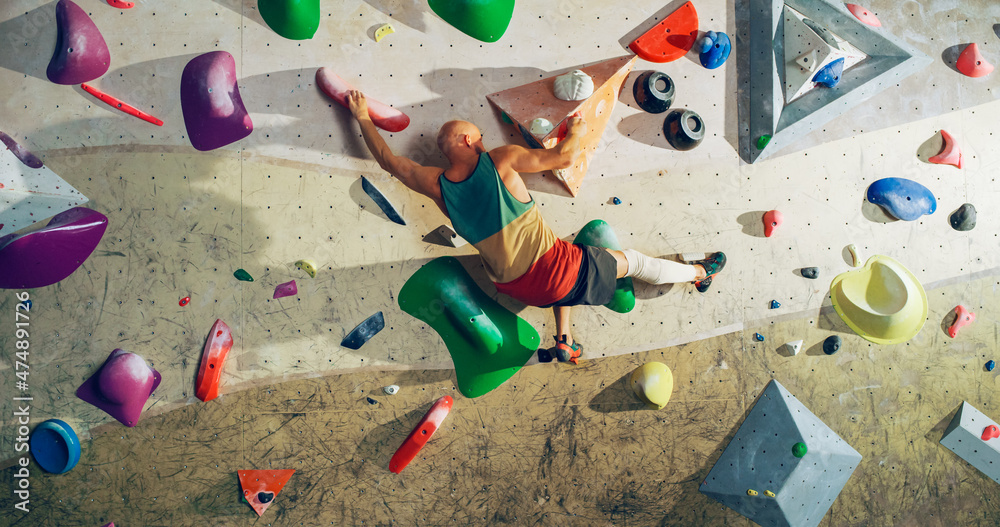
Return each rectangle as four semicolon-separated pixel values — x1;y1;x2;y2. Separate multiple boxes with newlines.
698;31;731;70
987;360;996;372
813;58;844;88
20;299;32;311
754;333;765;342
612;197;622;205
769;300;780;309
866;177;937;221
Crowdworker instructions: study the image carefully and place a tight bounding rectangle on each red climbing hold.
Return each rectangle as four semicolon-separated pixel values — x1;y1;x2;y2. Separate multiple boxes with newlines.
929;130;962;169
107;0;134;8
179;296;190;307
947;305;975;338
845;4;881;27
763;210;783;237
81;83;163;126
389;395;453;474
956;43;994;78
983;425;999;441
628;1;699;63
237;469;294;517
316;68;410;132
196;319;233;402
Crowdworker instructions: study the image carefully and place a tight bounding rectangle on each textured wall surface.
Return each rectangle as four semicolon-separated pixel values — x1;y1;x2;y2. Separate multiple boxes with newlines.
1;0;1000;525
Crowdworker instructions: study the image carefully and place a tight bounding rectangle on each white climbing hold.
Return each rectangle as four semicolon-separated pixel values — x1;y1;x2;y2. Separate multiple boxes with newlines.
553;69;594;101
784;340;803;356
846;244;860;267
383;385;399;395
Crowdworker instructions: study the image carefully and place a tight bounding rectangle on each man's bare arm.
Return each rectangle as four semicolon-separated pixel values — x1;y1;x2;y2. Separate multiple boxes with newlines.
347;91;446;210
494;115;587;173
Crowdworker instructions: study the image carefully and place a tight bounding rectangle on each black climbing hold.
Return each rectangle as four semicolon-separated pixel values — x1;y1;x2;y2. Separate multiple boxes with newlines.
823;335;841;355
341;311;385;350
801;267;819;279
949;203;976;231
517;123;545;149
361;176;406;226
537;348;555;363
663;109;705;151
632;71;674;114
367;397;378;405
257;491;274;504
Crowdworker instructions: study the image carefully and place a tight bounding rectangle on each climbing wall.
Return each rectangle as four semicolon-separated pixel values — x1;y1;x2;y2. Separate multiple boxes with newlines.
2;0;1000;524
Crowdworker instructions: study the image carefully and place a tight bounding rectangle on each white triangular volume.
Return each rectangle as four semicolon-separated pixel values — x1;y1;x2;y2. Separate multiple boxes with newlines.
0;147;88;235
783;6;868;103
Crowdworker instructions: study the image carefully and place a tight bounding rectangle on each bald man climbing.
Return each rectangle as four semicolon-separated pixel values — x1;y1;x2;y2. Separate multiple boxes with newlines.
346;91;725;363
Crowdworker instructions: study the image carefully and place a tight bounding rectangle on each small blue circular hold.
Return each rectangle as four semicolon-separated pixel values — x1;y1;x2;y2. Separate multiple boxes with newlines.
698;31;732;70
987;360;996;372
20;299;32;310
612;197;622;205
30;419;81;474
754;333;765;342
769;300;781;309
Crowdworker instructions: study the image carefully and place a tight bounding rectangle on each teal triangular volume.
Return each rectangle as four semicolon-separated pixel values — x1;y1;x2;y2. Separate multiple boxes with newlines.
737;0;931;163
699;380;862;527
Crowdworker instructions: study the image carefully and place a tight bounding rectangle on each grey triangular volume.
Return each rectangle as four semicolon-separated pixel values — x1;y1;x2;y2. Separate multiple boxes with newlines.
700;380;862;527
737;0;932;163
939;401;1000;484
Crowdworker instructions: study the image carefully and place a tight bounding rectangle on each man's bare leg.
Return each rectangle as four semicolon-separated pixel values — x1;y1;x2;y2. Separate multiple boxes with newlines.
554;305;573;345
605;249;708;280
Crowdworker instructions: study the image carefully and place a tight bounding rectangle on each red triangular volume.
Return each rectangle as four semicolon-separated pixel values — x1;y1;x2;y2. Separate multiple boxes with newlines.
628;1;699;63
237;469;295;517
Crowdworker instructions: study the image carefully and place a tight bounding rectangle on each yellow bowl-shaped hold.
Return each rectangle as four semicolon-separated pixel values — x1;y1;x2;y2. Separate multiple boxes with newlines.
375;23;395;43
829;255;928;345
295;259;318;278
629;361;674;409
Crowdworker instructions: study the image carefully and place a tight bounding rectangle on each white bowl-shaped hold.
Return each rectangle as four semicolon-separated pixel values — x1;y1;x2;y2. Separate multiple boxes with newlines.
529;117;554;136
553;69;594;101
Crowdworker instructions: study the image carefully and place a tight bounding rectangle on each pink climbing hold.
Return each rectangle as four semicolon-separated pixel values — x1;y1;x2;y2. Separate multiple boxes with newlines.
947;305;975;338
845;4;881;27
76;349;161;427
956;43;994;78
273;280;298;299
763;210;783;237
983;425;999;441
47;0;112;85
929;130;962;169
316;68;411;132
107;0;134;8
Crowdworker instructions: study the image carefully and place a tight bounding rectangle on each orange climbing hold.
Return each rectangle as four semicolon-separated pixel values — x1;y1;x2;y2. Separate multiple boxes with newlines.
106;0;134;8
628;2;699;63
389;396;453;474
845;4;881;27
763;210;783;237
947;305;975;338
929;129;963;169
316;68;410;132
238;469;295;517
956;43;994;78
196;319;233;402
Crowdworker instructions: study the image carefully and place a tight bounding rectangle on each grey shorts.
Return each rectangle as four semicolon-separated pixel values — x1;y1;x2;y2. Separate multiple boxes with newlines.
541;244;619;308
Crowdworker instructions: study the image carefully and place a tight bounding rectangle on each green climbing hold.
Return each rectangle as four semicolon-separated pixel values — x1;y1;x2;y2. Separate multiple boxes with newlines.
428;0;514;43
398;257;539;398
234;269;254;282
756;134;771;150
573;219;635;314
792;442;808;458
259;0;320;40
500;112;513;124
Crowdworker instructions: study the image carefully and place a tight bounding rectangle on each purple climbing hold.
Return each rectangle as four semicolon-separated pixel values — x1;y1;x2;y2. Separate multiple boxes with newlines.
47;0;111;85
273;280;297;299
76;349;161;427
180;51;254;151
0;207;108;289
0;132;43;169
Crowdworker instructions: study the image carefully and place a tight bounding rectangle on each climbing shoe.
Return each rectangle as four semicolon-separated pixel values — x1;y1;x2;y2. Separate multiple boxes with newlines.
552;335;582;365
693;251;726;293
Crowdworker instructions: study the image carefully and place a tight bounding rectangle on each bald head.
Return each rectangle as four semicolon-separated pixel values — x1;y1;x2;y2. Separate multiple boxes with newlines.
437;120;483;159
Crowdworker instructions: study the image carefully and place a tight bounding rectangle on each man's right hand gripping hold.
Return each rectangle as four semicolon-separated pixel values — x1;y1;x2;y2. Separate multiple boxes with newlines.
346;90;726;364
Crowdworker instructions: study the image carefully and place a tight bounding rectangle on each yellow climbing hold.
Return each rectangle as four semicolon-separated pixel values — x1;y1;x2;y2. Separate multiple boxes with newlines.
747;489;758;496
375;23;395;43
765;490;775;497
295;259;318;278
